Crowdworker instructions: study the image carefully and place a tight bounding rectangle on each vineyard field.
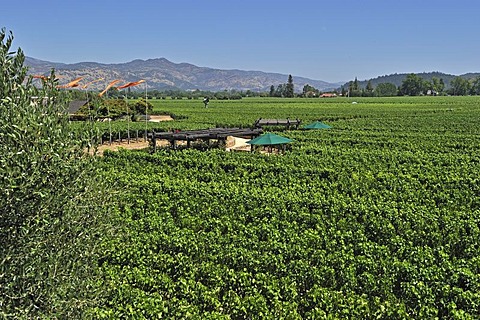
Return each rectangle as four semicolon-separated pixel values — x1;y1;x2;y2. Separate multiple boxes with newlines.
93;97;480;318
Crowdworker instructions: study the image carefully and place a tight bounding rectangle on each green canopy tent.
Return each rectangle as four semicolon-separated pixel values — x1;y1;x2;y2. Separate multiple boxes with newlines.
246;132;293;153
303;121;331;129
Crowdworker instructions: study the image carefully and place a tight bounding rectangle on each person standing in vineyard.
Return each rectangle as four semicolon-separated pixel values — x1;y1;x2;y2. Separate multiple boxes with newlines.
203;97;209;108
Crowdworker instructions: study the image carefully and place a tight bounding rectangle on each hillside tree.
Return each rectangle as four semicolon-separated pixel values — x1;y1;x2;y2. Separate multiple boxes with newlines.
348;77;362;97
470;76;480;95
400;73;425;96
431;77;445;94
449;76;470;96
274;83;286;97
269;85;275;97
364;80;374;96
285;74;294;98
375;82;398;97
302;84;318;97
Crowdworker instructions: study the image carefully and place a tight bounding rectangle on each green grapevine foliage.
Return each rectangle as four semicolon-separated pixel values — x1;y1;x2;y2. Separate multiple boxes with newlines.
91;96;480;318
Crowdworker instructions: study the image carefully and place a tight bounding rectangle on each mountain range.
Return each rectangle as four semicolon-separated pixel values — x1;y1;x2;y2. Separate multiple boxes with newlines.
24;57;479;93
24;57;342;93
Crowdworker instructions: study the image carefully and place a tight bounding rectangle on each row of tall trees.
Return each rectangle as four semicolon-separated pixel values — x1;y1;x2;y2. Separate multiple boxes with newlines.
269;75;295;98
344;77;400;97
400;74;445;96
345;74;480;97
399;74;480;96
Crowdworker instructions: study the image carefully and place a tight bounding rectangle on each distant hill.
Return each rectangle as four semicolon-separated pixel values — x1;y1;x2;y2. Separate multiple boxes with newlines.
342;72;480;89
24;57;342;93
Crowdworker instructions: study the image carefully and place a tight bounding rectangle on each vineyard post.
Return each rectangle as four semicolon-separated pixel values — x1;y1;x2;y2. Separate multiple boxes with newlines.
107;91;112;144
103;85;112;144
125;90;130;144
145;81;148;140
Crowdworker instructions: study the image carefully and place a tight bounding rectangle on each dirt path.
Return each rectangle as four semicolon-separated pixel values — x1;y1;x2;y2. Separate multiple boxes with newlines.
226;136;251;152
89;134;252;156
88;139;150;156
149;115;173;122
88;115;173;156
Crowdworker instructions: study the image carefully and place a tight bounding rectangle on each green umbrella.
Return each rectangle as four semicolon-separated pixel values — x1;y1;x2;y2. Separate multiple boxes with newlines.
303;121;331;129
246;132;293;145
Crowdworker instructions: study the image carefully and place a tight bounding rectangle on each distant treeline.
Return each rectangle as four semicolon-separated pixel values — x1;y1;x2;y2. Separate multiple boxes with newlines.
68;72;480;100
340;72;480;97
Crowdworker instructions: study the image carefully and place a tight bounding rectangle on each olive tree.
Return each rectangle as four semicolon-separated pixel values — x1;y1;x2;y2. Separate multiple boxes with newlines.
0;28;111;318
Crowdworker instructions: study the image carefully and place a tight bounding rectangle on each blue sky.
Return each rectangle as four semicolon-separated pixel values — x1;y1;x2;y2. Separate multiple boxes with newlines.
2;0;479;83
